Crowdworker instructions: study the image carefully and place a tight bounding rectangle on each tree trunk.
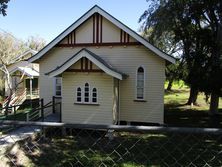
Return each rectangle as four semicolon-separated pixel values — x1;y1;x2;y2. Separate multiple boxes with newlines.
167;79;173;91
186;86;198;105
209;92;219;115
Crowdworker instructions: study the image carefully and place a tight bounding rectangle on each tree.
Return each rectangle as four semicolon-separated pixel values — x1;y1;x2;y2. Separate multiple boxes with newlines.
0;0;9;16
139;0;222;113
139;0;200;105
198;1;222;114
25;36;46;51
165;60;187;91
140;23;186;91
0;32;25;114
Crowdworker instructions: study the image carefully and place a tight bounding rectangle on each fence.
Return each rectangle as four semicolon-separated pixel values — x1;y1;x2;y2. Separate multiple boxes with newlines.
0;121;222;167
0;97;62;122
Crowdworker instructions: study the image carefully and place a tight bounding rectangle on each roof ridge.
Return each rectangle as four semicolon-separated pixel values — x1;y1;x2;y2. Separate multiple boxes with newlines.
28;6;175;63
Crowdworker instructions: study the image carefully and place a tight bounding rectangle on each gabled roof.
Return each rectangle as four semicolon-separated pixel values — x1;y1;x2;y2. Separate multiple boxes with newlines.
45;48;127;80
10;66;39;77
11;49;37;64
28;5;175;63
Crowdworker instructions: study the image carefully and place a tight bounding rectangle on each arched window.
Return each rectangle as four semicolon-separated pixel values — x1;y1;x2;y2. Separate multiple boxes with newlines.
84;83;89;102
77;87;81;102
92;88;97;103
75;83;99;104
136;67;145;99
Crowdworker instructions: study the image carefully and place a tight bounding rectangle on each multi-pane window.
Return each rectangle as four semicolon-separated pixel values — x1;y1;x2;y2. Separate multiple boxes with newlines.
76;83;98;104
55;77;62;96
136;67;144;99
92;88;97;103
77;87;82;102
84;83;89;102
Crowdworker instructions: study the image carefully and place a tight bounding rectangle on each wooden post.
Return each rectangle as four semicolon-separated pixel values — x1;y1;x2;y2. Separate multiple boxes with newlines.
59;102;62;122
13;106;16;121
26;113;29;122
52;96;55;113
41;98;44;122
30;78;33;109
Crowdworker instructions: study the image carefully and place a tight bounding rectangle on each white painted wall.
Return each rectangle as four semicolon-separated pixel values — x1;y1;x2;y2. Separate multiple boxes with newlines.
62;72;114;124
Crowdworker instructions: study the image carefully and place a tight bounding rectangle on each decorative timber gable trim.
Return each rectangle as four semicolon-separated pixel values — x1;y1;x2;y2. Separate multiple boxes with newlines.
55;12;141;47
28;5;176;63
45;48;127;80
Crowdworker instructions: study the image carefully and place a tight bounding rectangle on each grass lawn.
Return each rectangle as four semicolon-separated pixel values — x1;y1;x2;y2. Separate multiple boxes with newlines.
0;108;31;121
3;128;221;167
1;84;222;166
164;83;222;128
0;99;40;121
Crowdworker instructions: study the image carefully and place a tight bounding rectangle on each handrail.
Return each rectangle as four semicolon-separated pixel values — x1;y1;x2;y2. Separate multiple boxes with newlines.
2;88;26;108
25;100;61;121
0;99;41;110
44;101;52;107
3;91;15;103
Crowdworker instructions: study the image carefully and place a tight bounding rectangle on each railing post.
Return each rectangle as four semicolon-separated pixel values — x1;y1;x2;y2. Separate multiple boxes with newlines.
13;106;16;121
52;96;55;114
41;98;44;122
26;112;29;122
59;102;62;122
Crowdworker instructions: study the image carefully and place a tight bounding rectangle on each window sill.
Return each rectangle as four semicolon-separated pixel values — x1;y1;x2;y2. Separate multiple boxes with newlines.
54;96;62;98
74;102;100;106
134;99;147;102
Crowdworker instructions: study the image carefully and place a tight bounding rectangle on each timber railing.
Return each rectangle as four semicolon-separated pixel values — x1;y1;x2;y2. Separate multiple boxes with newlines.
2;88;27;113
0;98;62;122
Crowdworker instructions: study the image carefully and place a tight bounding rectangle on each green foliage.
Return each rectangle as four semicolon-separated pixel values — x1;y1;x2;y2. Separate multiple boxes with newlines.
140;0;222;112
164;80;188;90
165;60;187;84
0;0;9;16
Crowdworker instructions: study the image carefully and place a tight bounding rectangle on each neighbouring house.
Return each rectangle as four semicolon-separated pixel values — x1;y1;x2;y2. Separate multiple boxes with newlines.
3;49;39;110
28;5;175;125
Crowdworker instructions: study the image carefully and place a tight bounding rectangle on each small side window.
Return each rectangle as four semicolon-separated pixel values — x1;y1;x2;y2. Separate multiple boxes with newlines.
55;77;62;96
136;67;145;99
92;88;97;103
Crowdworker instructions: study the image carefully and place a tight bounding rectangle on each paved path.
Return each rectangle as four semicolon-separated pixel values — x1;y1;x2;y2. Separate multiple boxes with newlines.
0;113;60;156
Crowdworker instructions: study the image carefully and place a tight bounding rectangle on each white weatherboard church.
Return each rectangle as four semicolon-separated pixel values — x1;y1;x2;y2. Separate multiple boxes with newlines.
29;5;175;125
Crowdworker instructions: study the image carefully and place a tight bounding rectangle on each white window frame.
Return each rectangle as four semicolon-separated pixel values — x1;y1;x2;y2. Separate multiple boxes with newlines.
54;77;62;97
76;87;82;102
74;83;99;105
135;66;145;100
84;83;90;103
92;88;98;103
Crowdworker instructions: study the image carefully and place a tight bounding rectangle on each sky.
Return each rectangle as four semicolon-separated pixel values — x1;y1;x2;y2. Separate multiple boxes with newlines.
0;0;149;43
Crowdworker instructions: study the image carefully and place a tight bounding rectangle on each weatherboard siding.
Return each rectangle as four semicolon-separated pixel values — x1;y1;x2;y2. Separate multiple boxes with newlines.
58;14;138;45
62;72;114;124
87;46;165;124
102;16;120;43
75;17;93;44
38;45;165;124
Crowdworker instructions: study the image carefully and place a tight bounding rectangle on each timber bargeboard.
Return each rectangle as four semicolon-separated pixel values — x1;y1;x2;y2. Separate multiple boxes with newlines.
28;5;175;63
